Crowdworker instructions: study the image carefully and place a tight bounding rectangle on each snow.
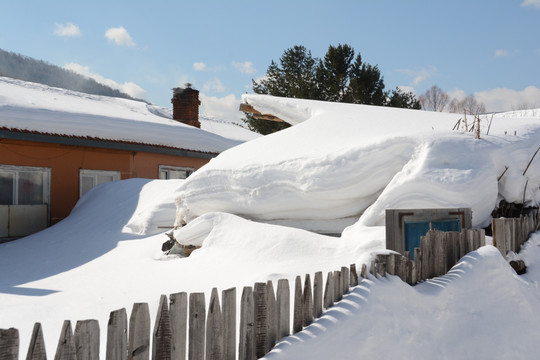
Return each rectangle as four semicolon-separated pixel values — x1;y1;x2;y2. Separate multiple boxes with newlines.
174;95;540;232
1;89;540;359
0;76;259;153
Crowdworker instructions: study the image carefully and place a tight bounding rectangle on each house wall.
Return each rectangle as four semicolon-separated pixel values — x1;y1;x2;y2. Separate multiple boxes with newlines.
0;138;209;224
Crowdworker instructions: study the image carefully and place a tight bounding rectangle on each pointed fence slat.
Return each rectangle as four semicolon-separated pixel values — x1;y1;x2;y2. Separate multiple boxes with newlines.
276;279;290;340
238;287;255;360
169;292;188;360
266;281;277;351
341;267;350;295
128;303;150;360
27;323;46;360
302;274;313;327
323;272;334;309
254;282;268;358
54;320;76;360
292;276;303;334
107;308;127;360
349;264;358;287
333;271;342;302
188;293;205;360
313;272;323;318
153;295;171;360
222;288;236;360
206;288;224;360
0;328;19;360
74;320;100;360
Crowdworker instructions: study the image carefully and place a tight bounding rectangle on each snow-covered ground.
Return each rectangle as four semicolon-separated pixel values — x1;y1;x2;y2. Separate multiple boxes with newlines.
1;91;540;359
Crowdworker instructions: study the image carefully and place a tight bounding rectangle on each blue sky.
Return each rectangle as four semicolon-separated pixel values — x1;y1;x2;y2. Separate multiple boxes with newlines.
1;0;539;121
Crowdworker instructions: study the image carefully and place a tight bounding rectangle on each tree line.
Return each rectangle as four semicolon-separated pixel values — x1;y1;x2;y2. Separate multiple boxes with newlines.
245;44;421;134
0;48;141;102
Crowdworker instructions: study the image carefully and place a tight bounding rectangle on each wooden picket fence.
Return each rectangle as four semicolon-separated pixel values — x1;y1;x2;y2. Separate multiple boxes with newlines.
1;214;538;360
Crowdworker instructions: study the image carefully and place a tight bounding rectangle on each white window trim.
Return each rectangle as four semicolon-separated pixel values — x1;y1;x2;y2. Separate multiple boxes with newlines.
79;169;121;198
158;165;194;180
0;165;51;205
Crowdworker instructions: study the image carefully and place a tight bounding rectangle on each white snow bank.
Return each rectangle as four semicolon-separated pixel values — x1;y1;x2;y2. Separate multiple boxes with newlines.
0;76;243;153
174;95;540;232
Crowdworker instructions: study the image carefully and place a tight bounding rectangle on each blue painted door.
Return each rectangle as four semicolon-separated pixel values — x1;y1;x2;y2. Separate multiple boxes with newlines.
404;219;461;259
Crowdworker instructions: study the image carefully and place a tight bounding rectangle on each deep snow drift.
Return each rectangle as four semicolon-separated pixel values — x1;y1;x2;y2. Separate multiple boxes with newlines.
173;95;540;234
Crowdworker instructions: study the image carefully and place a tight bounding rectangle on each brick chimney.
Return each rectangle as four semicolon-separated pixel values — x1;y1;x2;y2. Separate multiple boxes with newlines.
171;85;201;128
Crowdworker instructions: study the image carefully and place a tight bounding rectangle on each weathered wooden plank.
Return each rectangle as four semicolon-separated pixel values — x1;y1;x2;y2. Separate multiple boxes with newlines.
303;274;313;327
206;288;224;360
341;266;350;294
313;272;323;319
188;293;206;360
492;218;505;255
0;328;19;360
293;276;303;334
276;279;290;340
107;308;127;360
54;320;77;360
169;292;188;360
333;271;342;302
323;272;334;309
414;249;422;282
360;264;368;280
266;281;277;352
458;230;466;259
374;256;386;278
410;261;417;285
386;254;396;276
26;323;46;360
75;320;100;360
222;288;236;360
153;295;171;360
349;264;358;287
238;287;255;360
254;282;268;358
127;303;150;360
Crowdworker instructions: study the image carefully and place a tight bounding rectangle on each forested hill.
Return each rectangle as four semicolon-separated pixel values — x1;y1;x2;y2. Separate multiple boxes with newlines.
0;48;141;101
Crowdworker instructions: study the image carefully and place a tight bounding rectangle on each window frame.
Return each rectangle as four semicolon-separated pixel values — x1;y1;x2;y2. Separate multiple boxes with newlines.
79;169;121;198
0;165;51;205
158;165;194;180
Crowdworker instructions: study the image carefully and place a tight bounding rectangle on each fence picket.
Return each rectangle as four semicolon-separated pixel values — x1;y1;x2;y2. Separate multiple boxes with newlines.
206;288;224;360
106;308;127;360
169;292;188;360
276;280;290;340
302;274;313;327
313;272;323;319
254;283;268;358
341;267;350;294
26;323;46;360
188;293;205;360
333;271;342;302
323;272;334;309
54;320;76;360
127;303;150;360
153;295;171;360
238;287;255;360
222;288;236;360
74;320;100;360
293;276;303;334
266;281;277;351
0;328;19;360
349;264;358;287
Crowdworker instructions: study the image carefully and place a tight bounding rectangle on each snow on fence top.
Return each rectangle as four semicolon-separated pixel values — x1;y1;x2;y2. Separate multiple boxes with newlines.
174;94;540;233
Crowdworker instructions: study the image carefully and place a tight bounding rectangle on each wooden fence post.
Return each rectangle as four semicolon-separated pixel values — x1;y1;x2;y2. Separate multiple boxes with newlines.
266;281;277;351
222;288;236;360
349;264;358;287
169;292;188;360
293;276;303;334
360;264;368;280
341;267;350;294
323;272;334;310
238;287;255;360
153;295;171;360
206;288;224;360
26;323;46;360
75;320;100;360
333;271;342;302
55;320;77;360
188;293;206;360
107;308;127;360
127;303;150;360
0;328;19;360
254;282;269;358
313;272;323;319
276;280;290;341
303;274;313;328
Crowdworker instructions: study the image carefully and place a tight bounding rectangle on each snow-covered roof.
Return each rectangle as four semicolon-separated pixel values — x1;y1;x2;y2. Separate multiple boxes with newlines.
0;76;255;154
173;94;540;233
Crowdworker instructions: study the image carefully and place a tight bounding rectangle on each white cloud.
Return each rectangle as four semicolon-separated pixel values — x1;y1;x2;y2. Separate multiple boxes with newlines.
193;62;207;71
521;0;540;8
64;62;146;99
233;61;256;75
474;86;540;112
200;93;244;123
105;26;136;47
397;65;437;86
396;85;416;95
54;22;81;37
203;78;226;93
495;49;508;57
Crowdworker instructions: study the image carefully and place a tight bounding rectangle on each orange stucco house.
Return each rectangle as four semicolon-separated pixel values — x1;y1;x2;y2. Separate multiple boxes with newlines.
0;78;242;238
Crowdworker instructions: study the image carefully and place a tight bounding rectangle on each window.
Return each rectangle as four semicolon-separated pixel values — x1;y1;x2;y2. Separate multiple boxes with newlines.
79;169;120;197
0;166;50;205
158;165;193;180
